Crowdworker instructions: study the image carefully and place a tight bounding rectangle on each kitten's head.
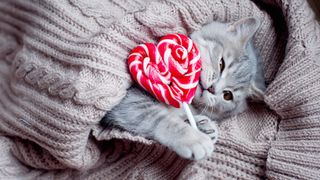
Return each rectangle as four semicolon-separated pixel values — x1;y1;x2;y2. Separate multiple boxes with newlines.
190;17;266;119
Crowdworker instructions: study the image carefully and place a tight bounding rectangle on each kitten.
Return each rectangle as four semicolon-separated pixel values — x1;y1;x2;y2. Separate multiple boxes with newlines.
101;17;266;160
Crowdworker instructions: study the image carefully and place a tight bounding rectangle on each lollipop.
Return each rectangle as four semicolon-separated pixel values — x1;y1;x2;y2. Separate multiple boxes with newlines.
128;34;201;129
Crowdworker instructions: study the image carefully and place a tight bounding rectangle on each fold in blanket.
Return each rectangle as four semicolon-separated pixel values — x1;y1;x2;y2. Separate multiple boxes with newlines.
0;0;319;179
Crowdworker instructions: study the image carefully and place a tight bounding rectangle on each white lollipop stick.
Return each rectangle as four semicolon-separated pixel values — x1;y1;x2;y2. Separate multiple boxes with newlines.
182;102;198;130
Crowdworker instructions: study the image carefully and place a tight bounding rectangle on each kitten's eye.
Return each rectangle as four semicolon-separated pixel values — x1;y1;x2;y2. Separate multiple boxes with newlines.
223;90;233;101
219;57;225;73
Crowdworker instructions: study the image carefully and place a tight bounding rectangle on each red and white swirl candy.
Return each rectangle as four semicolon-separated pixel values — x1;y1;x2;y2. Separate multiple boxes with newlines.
128;34;202;108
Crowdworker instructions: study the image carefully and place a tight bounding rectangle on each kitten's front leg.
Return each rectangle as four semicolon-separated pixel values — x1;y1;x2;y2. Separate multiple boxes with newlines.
104;87;215;160
193;115;218;144
153;115;214;160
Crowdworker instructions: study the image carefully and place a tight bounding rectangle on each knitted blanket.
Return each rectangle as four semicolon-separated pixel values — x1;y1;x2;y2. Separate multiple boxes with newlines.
0;0;319;179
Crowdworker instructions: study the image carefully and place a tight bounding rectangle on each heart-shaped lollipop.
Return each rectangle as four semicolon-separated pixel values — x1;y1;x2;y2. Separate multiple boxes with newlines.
128;34;202;129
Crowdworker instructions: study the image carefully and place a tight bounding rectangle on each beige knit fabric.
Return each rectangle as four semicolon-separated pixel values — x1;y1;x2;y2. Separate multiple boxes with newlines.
0;0;319;179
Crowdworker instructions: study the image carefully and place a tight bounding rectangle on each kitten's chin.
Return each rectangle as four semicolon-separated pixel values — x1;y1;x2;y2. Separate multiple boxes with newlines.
202;90;217;106
194;85;202;99
193;85;204;105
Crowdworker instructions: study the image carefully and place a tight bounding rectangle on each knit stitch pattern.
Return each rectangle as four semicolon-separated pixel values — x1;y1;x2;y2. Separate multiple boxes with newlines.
0;0;319;179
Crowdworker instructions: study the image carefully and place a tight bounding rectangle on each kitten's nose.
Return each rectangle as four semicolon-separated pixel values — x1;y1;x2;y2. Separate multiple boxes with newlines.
208;86;215;94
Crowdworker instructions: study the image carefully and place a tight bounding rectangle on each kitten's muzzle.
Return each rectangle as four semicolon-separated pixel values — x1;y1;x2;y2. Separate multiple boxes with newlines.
199;81;215;94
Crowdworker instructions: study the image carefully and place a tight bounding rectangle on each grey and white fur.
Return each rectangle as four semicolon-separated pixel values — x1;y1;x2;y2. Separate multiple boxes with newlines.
101;17;266;160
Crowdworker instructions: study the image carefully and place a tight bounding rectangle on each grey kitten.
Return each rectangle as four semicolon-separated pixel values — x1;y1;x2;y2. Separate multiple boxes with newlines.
101;17;265;160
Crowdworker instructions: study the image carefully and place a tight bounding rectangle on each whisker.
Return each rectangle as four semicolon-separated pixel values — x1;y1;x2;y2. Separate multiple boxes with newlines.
200;104;208;115
210;106;215;117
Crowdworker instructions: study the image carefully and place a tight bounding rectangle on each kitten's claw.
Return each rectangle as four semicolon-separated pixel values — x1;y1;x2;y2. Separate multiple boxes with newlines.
170;129;214;160
194;115;219;144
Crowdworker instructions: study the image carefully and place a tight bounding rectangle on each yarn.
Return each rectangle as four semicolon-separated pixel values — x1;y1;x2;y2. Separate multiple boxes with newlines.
0;0;319;179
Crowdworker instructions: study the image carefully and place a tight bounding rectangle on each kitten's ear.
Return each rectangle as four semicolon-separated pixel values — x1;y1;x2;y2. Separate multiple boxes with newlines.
227;17;261;48
190;32;208;47
248;80;266;102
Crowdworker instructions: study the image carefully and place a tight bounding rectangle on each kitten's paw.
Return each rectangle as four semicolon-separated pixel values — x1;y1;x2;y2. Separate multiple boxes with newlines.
194;115;219;144
171;130;214;160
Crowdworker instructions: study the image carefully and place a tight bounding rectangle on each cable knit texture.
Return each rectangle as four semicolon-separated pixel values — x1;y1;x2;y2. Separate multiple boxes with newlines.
0;0;319;179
